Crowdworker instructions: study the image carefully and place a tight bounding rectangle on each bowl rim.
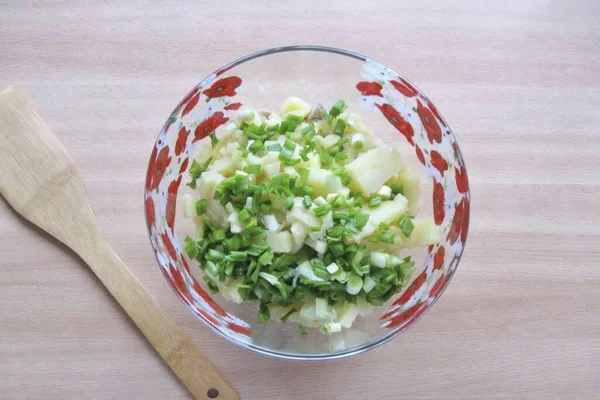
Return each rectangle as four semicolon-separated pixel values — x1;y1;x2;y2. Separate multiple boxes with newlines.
145;44;469;361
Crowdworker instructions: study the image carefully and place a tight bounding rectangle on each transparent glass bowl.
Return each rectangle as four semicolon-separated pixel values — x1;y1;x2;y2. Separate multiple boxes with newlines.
144;46;470;360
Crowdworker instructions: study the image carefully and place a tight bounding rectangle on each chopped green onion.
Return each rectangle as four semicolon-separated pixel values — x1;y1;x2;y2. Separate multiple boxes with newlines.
346;276;363;295
390;184;404;195
187;157;212;189
332;211;350;221
398;215;415;237
379;232;395;244
329;99;347;117
284;140;296;151
312;263;330;280
314;204;332;217
299;168;310;182
284;113;303;132
206;249;225;261
301;123;315;136
238;207;252;223
258;250;274;266
279;147;294;161
299;326;308;335
332;195;346;209
195;199;207;215
354;212;370;229
209;133;219;149
245;164;261;174
368;195;382;208
285;196;295;210
334;151;348;162
267;143;282;152
333;118;346;136
249;139;263;153
321;109;333;125
301;186;314;196
184;236;200;259
303;195;312;209
258;303;270;324
329;242;345;258
319;148;333;168
227;251;248;262
281;308;298;323
212;229;225;242
311;225;322;232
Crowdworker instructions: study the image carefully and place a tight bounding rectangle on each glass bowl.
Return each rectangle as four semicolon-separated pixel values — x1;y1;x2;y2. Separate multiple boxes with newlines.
144;45;470;360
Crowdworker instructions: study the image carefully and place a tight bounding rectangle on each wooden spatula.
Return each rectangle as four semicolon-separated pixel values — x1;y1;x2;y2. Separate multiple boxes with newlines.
0;86;239;400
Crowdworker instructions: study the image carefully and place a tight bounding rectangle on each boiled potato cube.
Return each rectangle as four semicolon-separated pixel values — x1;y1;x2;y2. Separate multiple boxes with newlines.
346;147;404;195
366;199;409;227
306;168;342;197
401;218;439;247
266;231;293;253
281;96;311;118
196;170;224;201
387;168;421;215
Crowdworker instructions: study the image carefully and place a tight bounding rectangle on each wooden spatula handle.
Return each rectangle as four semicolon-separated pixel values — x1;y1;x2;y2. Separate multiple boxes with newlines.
83;239;238;400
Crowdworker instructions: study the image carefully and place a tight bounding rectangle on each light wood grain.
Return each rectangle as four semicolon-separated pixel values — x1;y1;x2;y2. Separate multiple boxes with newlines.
0;87;238;400
1;1;599;399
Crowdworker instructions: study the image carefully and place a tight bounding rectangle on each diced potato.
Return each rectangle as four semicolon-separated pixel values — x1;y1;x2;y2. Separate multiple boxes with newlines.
266;231;293;253
305;168;342;197
378;185;392;199
297;152;321;169
259;151;279;166
263;162;281;179
356;296;374;316
268;304;296;322
344;113;375;147
262;214;281;232
387;168;421;215
296;261;325;282
196;170;224;201
317;120;334;135
321;134;341;149
211;156;236;176
291;221;309;244
181;193;196;217
367;200;408;227
238;109;261;126
346;147;405;195
314;240;328;254
281;96;312;118
351;221;377;243
324;322;342;334
227;211;243;234
284;166;299;177
370;252;388;268
299;303;317;323
401;218;439;247
309;213;334;241
206;201;228;228
315;297;329;319
194;142;213;163
215;279;244;303
211;129;235;158
337;303;360;329
287;205;320;229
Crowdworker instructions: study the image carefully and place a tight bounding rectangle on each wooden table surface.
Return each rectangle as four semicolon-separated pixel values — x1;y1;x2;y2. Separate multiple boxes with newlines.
1;1;599;399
